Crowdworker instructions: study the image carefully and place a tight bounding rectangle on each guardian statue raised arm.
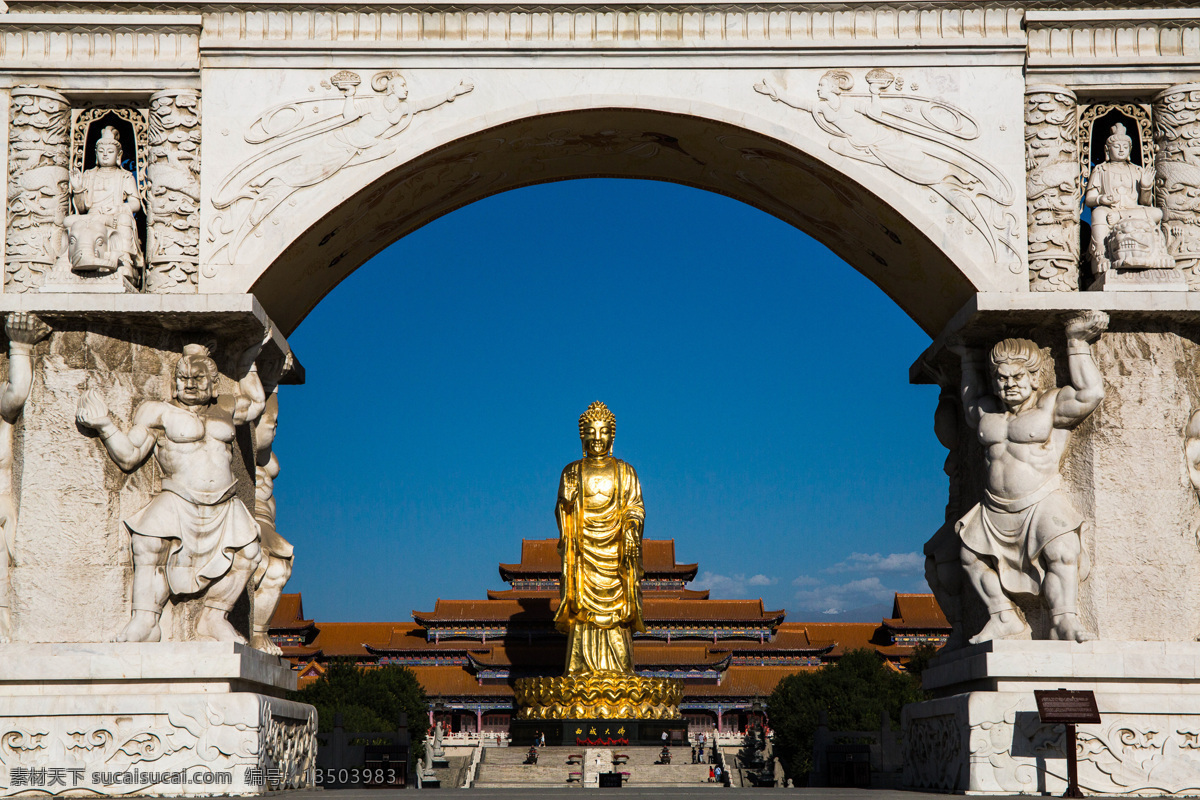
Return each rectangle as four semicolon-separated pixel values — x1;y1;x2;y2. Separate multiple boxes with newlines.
951;311;1108;644
0;313;51;642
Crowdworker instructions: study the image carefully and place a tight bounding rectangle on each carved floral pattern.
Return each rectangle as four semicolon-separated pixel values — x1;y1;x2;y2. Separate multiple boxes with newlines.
902;714;962;790
905;699;1200;796
146;90;202;293
1025;85;1081;291
207;69;473;270
755;69;1021;272
0;698;316;795
1155;84;1200;289
259;701;317;789
5;86;70;293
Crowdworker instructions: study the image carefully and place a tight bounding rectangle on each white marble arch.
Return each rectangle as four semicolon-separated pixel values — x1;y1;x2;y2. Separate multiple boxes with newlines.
198;68;1027;337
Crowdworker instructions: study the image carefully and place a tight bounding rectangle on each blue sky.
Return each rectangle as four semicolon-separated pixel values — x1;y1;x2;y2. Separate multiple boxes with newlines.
276;178;945;625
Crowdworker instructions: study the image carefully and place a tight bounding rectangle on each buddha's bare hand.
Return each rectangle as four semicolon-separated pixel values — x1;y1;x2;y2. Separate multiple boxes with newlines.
5;312;50;346
1065;310;1109;343
76;389;112;430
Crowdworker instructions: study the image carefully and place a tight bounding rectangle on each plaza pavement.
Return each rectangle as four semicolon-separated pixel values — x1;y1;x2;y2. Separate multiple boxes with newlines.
267;791;1154;800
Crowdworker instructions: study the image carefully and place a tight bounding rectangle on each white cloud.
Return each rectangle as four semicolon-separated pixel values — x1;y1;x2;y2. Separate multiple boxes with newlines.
791;575;821;588
825;552;925;574
792;576;896;615
693;571;777;598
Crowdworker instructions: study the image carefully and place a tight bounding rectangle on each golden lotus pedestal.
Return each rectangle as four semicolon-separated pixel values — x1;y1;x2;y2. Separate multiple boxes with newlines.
511;671;687;746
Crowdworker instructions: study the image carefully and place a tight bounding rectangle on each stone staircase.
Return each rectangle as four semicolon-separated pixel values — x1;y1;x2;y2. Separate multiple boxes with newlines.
615;747;720;786
472;746;581;788
471;745;721;788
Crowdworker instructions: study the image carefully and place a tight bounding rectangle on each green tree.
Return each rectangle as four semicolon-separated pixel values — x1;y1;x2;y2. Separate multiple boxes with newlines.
767;649;926;785
904;642;940;680
289;662;429;752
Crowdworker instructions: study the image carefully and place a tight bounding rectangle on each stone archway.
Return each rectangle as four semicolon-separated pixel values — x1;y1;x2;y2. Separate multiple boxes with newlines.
195;66;1027;338
233;104;1011;338
5;2;1200;797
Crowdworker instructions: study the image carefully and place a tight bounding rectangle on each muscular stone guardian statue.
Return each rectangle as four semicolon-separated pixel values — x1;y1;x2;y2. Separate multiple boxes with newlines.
951;311;1108;644
67;126;143;281
76;335;270;643
250;391;294;655
0;313;51;641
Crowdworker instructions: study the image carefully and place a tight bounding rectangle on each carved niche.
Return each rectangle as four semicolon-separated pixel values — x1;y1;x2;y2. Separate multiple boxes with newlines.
1080;101;1184;290
1025;85;1082;291
5;86;70;293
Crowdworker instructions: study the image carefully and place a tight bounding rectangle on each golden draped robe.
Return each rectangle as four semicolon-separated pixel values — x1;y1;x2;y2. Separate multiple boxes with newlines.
553;455;645;675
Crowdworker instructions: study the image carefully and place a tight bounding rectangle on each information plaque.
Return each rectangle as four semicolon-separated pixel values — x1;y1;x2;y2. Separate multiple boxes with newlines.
1034;689;1101;724
1034;689;1100;798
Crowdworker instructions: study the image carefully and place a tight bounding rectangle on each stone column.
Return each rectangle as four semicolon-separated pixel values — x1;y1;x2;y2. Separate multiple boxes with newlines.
1154;83;1200;289
145;89;202;293
4;86;69;293
1025;85;1081;291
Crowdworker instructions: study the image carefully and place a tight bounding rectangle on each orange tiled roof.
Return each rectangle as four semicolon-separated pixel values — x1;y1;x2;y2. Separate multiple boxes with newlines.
407;666;514;697
686;666;817;697
499;539;698;579
884;594;951;630
484;587;712;601
414;598;555;623
269;593;314;630
414;596;782;624
634;643;730;667
797;622;887;656
714;625;832;654
308;621;405;656
643;597;784;622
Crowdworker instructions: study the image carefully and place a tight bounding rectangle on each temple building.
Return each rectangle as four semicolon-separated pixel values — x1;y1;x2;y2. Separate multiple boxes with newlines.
270;539;949;736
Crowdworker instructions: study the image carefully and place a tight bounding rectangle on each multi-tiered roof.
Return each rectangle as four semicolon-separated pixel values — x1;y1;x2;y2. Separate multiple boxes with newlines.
270;540;948;719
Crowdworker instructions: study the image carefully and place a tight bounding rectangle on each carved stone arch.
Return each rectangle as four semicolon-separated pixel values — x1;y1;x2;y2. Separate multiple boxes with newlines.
210;96;1024;338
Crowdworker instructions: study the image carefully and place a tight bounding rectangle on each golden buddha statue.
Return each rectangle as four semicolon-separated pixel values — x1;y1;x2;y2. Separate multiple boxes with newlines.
555;401;645;674
515;402;680;721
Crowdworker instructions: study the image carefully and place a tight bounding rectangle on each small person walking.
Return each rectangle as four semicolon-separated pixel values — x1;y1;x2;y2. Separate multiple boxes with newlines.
708;766;715;783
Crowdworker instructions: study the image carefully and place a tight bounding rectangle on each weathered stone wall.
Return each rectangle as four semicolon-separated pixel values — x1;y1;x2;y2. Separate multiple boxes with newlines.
9;327;256;643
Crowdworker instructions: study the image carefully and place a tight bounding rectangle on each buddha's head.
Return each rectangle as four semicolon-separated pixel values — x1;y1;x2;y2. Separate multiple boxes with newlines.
988;338;1043;411
578;401;616;458
95;126;122;168
1105;123;1133;165
174;343;218;406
